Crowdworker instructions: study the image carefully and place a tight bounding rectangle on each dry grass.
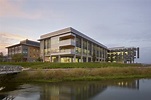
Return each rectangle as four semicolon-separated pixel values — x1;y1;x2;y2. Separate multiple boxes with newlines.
15;67;151;82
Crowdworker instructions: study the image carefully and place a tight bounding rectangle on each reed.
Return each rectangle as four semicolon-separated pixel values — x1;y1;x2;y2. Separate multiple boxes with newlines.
15;67;151;82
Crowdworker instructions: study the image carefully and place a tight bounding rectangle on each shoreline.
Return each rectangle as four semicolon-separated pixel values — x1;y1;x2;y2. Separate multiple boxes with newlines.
1;62;151;83
12;67;151;83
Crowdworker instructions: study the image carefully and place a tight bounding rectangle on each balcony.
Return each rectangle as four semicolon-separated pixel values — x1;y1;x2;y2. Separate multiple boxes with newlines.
59;33;75;40
50;49;75;55
59;39;75;47
60;49;75;53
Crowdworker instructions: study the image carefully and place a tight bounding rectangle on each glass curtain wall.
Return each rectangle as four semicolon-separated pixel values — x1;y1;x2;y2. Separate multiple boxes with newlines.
44;39;51;55
22;46;28;56
51;37;59;53
88;42;91;56
83;39;87;55
76;37;82;54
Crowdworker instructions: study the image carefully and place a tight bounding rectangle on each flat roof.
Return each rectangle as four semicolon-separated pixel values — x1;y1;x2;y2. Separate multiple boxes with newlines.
6;39;40;48
109;47;137;50
6;43;40;48
38;27;107;49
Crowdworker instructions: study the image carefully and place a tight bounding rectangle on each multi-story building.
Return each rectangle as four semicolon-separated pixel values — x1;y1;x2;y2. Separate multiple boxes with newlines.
38;27;108;62
107;47;139;63
6;39;40;62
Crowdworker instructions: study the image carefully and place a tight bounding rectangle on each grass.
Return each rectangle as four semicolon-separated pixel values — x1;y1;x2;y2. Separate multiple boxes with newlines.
13;67;151;82
1;62;150;82
0;62;143;69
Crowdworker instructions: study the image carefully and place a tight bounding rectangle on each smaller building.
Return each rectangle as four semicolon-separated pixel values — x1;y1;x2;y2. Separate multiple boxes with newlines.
107;47;139;63
6;39;40;62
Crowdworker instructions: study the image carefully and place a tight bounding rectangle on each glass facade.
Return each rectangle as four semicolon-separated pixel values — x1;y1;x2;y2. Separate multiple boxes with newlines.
39;27;108;63
22;45;28;57
40;34;107;62
107;47;139;63
61;57;72;63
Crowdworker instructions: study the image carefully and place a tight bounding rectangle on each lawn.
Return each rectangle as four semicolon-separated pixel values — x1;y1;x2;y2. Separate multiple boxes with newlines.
0;62;142;69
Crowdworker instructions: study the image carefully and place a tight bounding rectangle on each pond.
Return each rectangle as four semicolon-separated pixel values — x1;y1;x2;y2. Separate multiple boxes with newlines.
0;78;151;100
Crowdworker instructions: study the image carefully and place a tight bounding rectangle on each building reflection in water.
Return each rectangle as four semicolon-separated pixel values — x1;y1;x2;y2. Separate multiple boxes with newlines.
112;79;139;89
0;82;19;100
0;79;139;100
0;84;40;100
40;80;139;100
40;82;107;100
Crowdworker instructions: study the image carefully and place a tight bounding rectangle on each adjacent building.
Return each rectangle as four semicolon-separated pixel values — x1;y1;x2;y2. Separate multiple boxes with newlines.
38;27;108;62
107;47;139;63
6;39;40;62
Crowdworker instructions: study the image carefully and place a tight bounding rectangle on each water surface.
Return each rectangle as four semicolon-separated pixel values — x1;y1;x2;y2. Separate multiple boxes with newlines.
0;79;151;100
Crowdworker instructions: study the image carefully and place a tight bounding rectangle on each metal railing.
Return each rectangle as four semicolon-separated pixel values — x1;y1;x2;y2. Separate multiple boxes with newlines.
60;49;75;53
45;49;75;54
0;65;23;74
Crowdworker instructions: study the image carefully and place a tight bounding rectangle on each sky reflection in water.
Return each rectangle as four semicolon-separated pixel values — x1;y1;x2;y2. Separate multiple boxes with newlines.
0;79;151;100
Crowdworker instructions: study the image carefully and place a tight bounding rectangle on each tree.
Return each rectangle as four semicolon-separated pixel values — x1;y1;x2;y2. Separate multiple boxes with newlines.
36;57;43;62
12;53;24;62
0;52;3;62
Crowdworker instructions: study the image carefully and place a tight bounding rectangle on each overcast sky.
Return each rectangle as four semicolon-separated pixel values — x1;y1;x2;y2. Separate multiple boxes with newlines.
0;0;151;64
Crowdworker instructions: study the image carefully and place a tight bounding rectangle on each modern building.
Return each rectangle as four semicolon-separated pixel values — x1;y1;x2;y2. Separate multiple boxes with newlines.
38;27;108;62
107;47;139;63
6;39;40;62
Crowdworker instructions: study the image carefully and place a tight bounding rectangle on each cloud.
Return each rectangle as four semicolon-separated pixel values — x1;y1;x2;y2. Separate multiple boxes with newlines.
0;0;64;20
0;32;28;55
0;0;24;17
0;0;42;19
0;32;28;41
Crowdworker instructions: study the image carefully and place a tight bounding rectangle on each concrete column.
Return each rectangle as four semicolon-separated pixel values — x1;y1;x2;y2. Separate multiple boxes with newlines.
74;36;76;54
71;57;73;62
132;58;134;63
49;38;51;62
73;35;77;63
91;43;93;62
104;49;106;62
74;55;76;62
105;50;107;61
46;39;47;50
86;41;88;62
95;45;97;62
81;38;83;62
102;49;104;62
40;40;45;62
98;47;101;62
49;54;51;62
100;48;102;61
100;48;103;62
58;55;61;62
